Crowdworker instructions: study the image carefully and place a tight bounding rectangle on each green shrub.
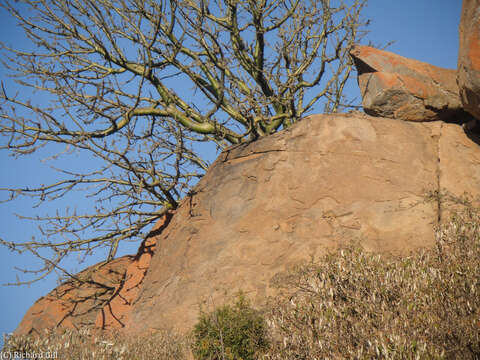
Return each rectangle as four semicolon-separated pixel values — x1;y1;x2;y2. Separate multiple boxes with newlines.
192;295;269;360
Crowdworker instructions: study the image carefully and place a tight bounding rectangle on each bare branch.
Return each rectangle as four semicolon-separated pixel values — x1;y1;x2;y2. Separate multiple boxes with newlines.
0;0;370;284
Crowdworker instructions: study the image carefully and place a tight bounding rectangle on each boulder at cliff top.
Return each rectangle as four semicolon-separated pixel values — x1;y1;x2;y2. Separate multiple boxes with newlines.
458;0;480;122
125;113;480;334
351;45;471;123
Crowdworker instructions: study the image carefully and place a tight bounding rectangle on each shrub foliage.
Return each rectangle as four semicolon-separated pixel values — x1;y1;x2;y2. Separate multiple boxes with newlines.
192;295;269;360
264;202;480;359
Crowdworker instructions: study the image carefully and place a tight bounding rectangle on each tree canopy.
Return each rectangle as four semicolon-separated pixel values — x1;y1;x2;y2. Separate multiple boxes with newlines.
0;0;369;284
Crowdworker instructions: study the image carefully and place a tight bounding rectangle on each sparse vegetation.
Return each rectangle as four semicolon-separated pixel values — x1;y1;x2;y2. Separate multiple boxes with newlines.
264;199;480;359
4;203;480;359
192;294;269;360
3;328;188;360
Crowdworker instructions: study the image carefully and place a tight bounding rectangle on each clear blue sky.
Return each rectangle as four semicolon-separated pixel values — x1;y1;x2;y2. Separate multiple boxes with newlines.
0;0;462;338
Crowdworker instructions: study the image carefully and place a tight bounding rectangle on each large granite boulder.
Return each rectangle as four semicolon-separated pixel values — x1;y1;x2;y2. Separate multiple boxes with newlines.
15;113;480;336
458;0;480;122
13;0;480;339
124;113;480;334
351;45;471;123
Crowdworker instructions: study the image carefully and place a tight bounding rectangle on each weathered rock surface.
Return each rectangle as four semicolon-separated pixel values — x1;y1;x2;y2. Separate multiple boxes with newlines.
15;214;171;335
15;113;480;336
95;213;172;330
458;0;480;121
125;113;480;334
15;256;132;335
351;45;470;122
13;1;480;338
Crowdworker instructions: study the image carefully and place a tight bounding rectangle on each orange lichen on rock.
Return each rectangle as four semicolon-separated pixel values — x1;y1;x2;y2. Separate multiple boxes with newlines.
15;213;173;336
458;0;480;121
15;256;132;335
95;212;174;330
351;45;470;123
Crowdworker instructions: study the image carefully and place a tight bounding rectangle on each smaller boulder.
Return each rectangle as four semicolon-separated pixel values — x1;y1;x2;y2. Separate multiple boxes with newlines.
351;45;470;122
457;0;480;121
15;256;132;335
15;213;173;336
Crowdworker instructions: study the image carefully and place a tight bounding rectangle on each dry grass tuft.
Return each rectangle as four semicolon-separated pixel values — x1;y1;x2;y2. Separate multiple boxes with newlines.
3;328;188;360
264;202;480;359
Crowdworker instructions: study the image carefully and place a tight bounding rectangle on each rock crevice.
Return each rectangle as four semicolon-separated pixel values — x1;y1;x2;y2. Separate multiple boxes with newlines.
435;123;444;225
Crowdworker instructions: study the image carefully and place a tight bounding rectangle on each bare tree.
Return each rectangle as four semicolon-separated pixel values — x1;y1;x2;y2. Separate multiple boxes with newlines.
0;0;369;284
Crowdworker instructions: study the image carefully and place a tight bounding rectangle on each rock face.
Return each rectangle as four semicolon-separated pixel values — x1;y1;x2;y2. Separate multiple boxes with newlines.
15;213;171;335
95;213;173;330
458;0;480;121
15;256;132;335
125;113;480;334
15;113;480;336
351;45;470;123
15;3;480;336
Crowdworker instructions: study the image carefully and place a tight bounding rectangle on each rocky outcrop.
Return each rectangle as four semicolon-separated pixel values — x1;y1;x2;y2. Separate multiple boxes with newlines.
15;1;480;337
15;214;172;335
15;113;480;336
351;45;471;123
15;256;132;335
125;113;480;334
458;0;480;122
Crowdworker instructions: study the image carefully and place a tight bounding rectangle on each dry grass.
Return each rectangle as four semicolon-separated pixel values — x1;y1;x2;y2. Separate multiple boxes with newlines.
4;201;480;359
264;201;480;359
3;329;189;360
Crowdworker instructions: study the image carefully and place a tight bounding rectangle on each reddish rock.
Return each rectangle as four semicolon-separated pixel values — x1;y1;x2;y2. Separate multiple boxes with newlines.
95;212;173;330
458;0;480;121
351;45;470;122
125;113;480;335
15;256;132;335
15;213;173;336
